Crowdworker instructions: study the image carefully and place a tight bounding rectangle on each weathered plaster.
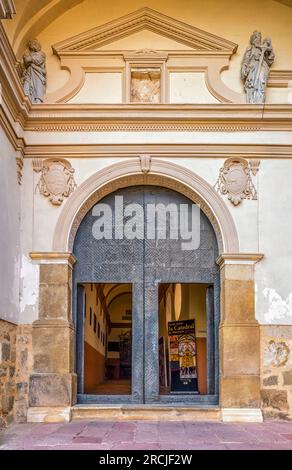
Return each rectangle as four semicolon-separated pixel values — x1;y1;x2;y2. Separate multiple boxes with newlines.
19;255;39;324
0;127;20;323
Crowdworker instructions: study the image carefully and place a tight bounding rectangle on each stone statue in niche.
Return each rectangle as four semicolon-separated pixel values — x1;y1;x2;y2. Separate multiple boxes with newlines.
21;39;47;103
241;31;275;104
131;69;160;103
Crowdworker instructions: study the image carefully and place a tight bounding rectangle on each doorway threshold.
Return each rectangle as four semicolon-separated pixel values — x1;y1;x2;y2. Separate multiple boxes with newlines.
71;404;221;421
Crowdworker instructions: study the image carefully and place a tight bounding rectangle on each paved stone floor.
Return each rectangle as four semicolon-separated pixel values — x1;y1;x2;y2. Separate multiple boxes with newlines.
1;420;292;450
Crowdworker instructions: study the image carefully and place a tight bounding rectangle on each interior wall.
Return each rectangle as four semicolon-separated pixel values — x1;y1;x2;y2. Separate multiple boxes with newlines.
107;291;132;380
83;284;107;392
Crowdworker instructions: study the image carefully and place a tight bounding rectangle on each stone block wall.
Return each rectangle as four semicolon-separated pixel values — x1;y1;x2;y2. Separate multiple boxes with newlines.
0;320;17;429
0;320;33;429
14;325;33;423
261;325;292;420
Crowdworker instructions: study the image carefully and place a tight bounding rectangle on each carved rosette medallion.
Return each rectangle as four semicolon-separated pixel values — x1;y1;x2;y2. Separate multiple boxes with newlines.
33;158;77;205
215;157;259;206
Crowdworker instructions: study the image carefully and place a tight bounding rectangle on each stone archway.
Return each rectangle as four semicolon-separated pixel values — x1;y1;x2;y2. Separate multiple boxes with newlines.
28;159;264;423
52;158;239;254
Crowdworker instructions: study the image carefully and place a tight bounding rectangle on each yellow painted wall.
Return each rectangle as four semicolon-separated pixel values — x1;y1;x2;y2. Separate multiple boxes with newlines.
83;284;106;356
108;292;132;344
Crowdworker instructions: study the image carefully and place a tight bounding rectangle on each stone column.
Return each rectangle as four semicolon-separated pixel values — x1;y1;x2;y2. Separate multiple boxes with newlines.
217;253;264;422
27;253;76;423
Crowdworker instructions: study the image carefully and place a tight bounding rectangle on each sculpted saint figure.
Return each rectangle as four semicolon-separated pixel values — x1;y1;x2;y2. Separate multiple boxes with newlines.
22;39;47;103
241;31;275;104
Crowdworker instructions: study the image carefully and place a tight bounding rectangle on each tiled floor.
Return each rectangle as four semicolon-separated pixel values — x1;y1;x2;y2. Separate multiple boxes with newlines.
1;420;292;450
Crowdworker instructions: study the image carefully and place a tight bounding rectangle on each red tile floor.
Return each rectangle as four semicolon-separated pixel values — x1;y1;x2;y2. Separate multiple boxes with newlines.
1;420;292;450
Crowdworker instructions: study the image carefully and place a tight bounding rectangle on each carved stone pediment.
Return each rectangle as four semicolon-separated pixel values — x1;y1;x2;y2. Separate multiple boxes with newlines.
33;158;77;206
52;7;237;55
46;8;241;104
215;157;259;206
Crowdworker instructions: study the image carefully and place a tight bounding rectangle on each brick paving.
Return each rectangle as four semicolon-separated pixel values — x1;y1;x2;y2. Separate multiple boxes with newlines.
1;420;292;450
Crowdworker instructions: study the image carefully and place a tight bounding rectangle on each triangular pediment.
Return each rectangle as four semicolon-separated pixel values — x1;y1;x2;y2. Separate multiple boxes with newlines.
52;7;237;55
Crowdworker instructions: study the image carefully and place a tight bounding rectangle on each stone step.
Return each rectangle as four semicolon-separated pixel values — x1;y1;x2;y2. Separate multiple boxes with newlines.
71;405;221;421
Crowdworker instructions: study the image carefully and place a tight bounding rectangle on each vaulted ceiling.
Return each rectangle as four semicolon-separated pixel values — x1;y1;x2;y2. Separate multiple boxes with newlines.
277;0;292;7
7;0;85;55
2;0;292;58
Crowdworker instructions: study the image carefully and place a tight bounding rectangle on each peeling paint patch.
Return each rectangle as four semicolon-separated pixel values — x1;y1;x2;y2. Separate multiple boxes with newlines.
264;340;290;367
263;288;292;322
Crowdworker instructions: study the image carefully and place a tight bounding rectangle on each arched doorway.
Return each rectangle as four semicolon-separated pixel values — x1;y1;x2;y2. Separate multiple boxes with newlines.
73;185;220;405
29;161;263;422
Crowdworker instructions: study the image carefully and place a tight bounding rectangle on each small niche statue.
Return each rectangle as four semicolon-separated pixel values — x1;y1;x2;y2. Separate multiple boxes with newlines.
22;39;47;104
241;31;275;104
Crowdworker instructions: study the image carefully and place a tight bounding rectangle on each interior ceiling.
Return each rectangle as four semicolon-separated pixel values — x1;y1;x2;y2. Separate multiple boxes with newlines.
6;0;292;56
11;0;85;56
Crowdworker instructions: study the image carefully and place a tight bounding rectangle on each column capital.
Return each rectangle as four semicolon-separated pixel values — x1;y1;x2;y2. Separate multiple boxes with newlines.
29;252;76;269
217;253;264;268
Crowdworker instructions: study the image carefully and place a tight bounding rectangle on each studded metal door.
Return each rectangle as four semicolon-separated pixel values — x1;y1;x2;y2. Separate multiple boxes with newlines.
73;186;219;404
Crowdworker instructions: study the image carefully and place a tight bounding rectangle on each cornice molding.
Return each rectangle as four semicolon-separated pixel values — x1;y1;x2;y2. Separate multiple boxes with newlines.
23;143;292;160
29;252;76;268
52;7;238;55
269;70;292;88
217;253;264;267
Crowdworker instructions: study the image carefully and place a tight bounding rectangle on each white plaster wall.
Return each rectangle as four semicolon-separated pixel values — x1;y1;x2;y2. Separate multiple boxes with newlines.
68;73;123;104
19;136;292;327
255;159;292;325
24;131;292;146
19;159;39;324
0;127;20;323
169;73;219;104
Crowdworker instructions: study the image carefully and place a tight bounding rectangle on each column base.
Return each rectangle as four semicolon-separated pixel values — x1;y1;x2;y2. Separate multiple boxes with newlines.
221;408;263;423
27;406;72;423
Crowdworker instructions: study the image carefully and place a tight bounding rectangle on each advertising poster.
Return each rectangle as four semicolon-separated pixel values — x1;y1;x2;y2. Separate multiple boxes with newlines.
168;319;198;393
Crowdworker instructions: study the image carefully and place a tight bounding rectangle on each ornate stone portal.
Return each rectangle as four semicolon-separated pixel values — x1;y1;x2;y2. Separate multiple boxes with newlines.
33;158;77;206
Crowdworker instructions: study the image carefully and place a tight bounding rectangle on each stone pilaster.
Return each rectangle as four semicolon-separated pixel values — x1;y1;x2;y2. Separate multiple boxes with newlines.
27;253;76;423
217;253;264;422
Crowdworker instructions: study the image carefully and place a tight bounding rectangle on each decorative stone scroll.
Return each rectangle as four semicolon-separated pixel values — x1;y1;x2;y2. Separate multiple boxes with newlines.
215;157;259;206
33;158;76;206
139;155;151;174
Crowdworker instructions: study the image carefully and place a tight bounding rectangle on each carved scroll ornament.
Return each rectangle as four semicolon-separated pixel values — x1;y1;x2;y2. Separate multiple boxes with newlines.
33;158;77;205
215;157;259;206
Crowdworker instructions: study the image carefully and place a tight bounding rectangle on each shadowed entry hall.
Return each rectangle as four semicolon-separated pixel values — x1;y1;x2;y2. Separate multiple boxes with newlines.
80;283;132;395
73;185;220;405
